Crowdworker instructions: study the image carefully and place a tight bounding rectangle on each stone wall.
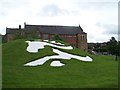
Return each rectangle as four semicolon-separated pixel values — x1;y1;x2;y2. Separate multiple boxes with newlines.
7;34;14;42
77;34;88;51
4;32;88;51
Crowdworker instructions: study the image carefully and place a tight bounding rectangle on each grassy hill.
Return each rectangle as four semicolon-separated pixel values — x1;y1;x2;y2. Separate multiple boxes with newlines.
2;39;118;88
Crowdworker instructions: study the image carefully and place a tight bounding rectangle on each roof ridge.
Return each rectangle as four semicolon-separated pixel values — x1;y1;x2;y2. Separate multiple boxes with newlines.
25;24;79;27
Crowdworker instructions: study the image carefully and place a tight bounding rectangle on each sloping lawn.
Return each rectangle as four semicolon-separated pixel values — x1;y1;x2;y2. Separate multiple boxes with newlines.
2;39;118;88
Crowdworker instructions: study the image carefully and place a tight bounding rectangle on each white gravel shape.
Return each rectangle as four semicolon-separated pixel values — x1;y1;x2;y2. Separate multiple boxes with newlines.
25;41;72;53
24;40;93;67
43;40;65;45
50;61;65;67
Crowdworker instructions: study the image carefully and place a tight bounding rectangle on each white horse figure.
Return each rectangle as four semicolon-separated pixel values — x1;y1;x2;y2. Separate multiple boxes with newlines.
25;41;93;67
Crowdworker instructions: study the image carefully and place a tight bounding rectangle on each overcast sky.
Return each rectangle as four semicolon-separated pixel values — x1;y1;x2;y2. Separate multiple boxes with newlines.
0;0;119;43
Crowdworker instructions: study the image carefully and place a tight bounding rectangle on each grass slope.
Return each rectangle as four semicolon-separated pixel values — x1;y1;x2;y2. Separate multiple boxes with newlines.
2;39;118;88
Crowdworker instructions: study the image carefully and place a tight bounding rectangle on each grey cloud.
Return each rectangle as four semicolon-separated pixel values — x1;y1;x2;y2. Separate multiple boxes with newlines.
96;23;118;35
40;4;69;17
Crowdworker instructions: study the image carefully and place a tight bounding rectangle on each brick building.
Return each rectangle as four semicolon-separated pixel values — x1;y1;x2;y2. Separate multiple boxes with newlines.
4;23;88;51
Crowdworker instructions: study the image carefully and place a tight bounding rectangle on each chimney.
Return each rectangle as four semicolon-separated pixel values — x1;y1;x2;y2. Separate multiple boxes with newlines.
24;22;26;28
19;25;21;29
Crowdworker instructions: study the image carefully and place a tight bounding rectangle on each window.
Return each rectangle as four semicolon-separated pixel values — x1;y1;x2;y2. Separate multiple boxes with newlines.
43;34;48;39
81;35;82;41
83;35;84;41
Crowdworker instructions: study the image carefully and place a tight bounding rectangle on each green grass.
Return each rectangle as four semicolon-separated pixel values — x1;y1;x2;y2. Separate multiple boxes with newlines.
2;39;118;88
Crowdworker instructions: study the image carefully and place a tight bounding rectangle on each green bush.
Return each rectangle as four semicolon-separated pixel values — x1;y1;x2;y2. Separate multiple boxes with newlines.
52;34;63;41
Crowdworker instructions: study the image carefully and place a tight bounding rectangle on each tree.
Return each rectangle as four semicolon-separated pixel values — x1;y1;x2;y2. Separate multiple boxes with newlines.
107;37;118;60
26;30;39;40
52;34;63;41
13;30;39;40
14;31;23;40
